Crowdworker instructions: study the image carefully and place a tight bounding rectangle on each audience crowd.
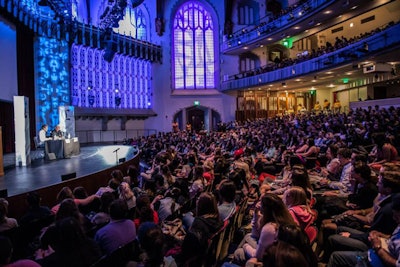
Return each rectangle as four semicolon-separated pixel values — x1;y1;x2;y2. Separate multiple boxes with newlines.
1;105;400;266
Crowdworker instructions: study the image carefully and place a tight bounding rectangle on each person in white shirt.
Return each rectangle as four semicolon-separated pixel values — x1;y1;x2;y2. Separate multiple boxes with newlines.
38;124;51;145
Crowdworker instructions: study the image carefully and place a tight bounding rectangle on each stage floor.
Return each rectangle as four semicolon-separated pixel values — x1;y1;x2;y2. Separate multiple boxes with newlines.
0;144;137;197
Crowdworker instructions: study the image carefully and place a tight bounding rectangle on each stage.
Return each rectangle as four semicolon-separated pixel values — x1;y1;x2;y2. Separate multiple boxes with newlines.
0;144;138;197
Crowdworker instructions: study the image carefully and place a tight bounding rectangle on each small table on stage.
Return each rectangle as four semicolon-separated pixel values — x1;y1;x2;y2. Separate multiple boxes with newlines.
45;138;80;160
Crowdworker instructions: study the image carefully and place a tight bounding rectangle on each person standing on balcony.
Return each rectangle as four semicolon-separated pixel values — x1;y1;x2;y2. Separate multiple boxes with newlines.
323;99;331;112
333;99;342;114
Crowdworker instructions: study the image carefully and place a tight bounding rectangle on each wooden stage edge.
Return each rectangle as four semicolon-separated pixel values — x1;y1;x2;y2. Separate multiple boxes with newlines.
6;152;140;219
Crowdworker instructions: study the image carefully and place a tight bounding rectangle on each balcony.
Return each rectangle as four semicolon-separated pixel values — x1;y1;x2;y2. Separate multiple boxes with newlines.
222;0;333;53
221;22;400;92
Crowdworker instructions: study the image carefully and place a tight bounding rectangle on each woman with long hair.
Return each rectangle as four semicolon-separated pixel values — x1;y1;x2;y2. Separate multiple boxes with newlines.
179;192;222;267
246;193;295;262
283;186;316;230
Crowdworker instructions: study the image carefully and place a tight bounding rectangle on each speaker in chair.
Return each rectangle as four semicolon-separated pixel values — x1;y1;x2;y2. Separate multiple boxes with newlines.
61;172;77;181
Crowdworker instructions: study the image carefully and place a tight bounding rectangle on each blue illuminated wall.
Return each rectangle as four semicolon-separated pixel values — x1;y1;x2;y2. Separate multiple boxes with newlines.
35;37;70;132
71;44;152;109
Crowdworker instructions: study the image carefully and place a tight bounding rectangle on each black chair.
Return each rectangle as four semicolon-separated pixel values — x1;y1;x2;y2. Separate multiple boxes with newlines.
61;172;77;181
0;189;8;198
0;227;23;261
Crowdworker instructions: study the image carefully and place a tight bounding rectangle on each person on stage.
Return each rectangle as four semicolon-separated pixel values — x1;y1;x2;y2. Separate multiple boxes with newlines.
38;124;51;145
51;125;63;139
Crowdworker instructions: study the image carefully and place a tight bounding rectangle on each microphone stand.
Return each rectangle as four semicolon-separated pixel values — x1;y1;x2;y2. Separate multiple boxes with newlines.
113;148;120;165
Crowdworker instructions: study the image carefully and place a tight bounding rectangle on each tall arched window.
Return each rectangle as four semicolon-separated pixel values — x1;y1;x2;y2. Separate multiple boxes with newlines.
173;1;216;90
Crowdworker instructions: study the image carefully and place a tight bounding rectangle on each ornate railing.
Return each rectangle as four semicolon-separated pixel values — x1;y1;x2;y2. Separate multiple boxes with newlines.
0;0;162;62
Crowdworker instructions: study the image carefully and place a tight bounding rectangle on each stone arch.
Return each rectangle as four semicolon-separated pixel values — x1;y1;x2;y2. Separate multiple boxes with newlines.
172;105;221;132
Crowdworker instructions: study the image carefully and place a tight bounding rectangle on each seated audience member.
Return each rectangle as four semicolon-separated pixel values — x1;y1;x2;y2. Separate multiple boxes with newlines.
322;169;400;261
95;199;137;255
136;222;177;267
236;193;295;264
118;182;136;217
35;217;101;267
38;124;51;145
19;191;52;225
327;192;400;267
188;166;206;199
272;165;313;200
51;187;99;214
346;161;378;210
134;194;159;230
296;138;319;158
124;165;140;188
50;125;63;139
153;187;181;222
259;224;317;267
178;192;223;267
90;191;115;227
110;169;124;184
40;198;90;251
315;161;378;256
0;199;18;232
73;186;100;215
369;133;399;168
283;186;316;230
217;180;237;220
320;148;353;195
0;236;41;267
263;241;310;267
95;178;119;197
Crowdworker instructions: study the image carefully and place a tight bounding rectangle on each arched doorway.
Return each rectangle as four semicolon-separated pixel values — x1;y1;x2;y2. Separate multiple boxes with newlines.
172;106;221;133
187;107;205;132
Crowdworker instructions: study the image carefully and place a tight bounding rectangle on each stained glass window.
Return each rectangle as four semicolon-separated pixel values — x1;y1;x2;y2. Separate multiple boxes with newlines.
173;1;215;89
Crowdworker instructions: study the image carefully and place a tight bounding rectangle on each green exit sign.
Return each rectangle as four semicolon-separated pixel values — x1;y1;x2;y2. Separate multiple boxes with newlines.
194;101;200;106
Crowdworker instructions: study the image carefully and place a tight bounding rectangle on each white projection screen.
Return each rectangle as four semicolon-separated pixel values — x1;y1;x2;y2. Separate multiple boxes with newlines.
0;16;18;102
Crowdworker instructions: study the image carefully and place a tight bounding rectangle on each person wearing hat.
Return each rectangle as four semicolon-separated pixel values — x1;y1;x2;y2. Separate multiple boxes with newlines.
327;192;400;267
233;148;251;181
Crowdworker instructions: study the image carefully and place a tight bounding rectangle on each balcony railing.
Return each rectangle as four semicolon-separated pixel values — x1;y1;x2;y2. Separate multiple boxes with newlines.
0;0;162;63
221;22;400;91
222;0;332;52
